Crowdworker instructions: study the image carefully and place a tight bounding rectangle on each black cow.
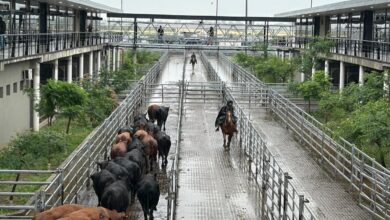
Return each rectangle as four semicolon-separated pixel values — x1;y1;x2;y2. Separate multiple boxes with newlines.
157;106;169;131
97;161;129;183
101;180;129;213
90;169;117;206
137;174;160;220
134;113;148;131
113;157;142;203
125;149;148;174
156;131;171;167
146;122;160;137
127;136;145;152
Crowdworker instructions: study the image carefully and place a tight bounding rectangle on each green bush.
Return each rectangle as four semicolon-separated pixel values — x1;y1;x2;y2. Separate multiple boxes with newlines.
0;131;68;170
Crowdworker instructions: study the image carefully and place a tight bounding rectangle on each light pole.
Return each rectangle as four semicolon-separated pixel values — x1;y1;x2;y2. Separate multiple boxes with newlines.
311;0;313;8
245;0;248;48
120;0;123;31
215;0;218;40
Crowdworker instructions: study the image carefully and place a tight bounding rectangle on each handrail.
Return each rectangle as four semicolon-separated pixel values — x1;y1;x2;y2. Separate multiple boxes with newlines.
0;32;123;60
167;51;186;220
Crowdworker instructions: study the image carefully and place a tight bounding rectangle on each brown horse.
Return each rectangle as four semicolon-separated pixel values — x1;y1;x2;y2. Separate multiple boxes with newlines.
220;110;236;150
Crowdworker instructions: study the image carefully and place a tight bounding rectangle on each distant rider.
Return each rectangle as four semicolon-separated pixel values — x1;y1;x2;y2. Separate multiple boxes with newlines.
189;52;197;72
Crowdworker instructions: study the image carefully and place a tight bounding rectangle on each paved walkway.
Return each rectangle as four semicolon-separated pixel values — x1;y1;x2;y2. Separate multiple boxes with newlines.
175;53;261;219
209;57;372;220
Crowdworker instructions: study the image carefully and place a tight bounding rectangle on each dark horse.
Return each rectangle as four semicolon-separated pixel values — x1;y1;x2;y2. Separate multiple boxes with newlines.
220;110;236;150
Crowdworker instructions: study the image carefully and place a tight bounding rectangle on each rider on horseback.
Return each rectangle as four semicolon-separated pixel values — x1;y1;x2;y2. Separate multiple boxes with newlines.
190;52;197;72
215;100;238;132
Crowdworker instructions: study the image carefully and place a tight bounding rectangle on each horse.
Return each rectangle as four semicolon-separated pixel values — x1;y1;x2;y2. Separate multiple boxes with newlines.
220;110;236;150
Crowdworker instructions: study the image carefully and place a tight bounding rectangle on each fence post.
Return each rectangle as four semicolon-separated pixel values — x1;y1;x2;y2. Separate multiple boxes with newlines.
350;145;355;192
35;190;46;212
386;177;390;218
283;172;292;220
278;172;283;219
58;168;64;205
261;155;270;219
359;158;364;205
298;195;305;220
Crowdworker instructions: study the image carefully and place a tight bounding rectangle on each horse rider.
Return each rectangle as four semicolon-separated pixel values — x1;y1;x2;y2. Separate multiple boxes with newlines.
189;52;197;72
215;100;238;132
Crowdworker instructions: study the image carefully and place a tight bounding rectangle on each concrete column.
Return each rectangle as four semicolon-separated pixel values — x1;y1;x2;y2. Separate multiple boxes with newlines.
79;53;84;80
359;65;364;86
311;58;316;78
116;47;120;69
311;66;316;78
107;47;111;71
89;51;93;79
339;61;345;92
97;50;101;78
288;51;292;60
67;56;72;83
384;71;389;93
281;51;285;61
53;59;58;81
33;63;40;132
301;72;305;82
112;47;116;71
324;59;329;77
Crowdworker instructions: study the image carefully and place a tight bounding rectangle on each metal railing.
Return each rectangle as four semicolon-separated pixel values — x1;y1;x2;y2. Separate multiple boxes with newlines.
0;32;123;60
213;52;390;220
167;52;186;220
200;52;317;220
284;36;390;63
0;52;168;219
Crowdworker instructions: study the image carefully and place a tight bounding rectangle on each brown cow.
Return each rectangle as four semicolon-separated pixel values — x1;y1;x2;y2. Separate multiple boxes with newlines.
115;132;132;144
32;204;85;220
147;104;160;123
111;141;128;159
134;130;158;171
58;207;126;220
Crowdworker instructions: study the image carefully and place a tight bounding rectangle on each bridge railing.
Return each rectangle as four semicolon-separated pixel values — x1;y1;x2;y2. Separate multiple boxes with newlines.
0;52;168;219
200;52;317;220
216;53;390;220
0;32;123;60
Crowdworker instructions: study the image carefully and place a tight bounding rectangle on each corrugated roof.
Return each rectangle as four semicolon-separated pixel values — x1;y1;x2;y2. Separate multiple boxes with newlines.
275;0;390;17
11;0;121;13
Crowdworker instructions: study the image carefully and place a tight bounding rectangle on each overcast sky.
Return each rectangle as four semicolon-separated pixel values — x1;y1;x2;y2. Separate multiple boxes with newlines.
93;0;346;16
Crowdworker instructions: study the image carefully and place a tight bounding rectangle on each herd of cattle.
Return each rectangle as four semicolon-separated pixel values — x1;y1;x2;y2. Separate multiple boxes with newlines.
33;104;171;220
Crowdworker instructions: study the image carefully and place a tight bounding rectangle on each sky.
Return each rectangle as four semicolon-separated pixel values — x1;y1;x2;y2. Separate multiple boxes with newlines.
93;0;346;17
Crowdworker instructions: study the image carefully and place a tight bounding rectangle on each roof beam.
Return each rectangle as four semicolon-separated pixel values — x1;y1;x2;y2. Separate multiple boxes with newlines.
107;13;296;22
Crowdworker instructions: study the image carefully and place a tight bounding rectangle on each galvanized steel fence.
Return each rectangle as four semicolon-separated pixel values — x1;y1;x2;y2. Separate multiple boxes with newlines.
210;52;390;220
200;52;317;220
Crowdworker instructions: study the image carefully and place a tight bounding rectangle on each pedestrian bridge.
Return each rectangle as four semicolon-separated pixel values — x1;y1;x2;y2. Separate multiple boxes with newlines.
0;51;388;220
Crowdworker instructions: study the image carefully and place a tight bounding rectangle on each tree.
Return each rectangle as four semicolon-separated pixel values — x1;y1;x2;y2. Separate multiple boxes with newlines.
38;80;87;133
37;80;62;126
82;80;117;126
299;37;334;78
292;71;331;112
336;100;390;167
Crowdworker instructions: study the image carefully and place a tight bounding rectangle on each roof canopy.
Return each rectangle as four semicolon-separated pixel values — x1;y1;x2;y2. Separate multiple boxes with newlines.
275;0;390;17
10;0;121;13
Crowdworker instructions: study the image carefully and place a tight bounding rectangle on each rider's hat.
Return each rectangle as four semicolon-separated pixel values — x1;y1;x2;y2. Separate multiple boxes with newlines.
227;100;233;105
